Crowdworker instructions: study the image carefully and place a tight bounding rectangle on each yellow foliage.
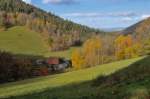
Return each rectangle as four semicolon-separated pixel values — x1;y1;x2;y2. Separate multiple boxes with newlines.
82;36;102;67
71;49;84;69
71;35;103;69
115;34;141;60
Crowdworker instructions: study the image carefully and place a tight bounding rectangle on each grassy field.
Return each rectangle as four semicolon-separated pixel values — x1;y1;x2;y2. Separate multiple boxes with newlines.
0;26;49;55
0;57;144;98
0;26;77;58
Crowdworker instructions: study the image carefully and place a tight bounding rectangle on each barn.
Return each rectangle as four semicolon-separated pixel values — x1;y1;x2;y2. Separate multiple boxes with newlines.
46;57;71;71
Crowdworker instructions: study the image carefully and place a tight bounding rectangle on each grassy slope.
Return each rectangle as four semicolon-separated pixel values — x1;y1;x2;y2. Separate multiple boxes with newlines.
0;26;49;55
0;57;143;98
0;26;76;58
46;47;79;59
5;56;150;99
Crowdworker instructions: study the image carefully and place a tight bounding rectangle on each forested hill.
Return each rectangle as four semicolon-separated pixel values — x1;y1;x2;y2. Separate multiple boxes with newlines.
123;17;150;40
121;17;150;55
0;0;103;51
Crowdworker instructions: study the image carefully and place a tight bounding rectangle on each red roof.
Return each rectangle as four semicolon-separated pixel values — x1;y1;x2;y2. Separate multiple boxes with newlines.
47;57;60;65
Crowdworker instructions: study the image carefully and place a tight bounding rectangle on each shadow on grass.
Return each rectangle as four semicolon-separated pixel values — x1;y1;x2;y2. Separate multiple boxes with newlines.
93;56;150;86
7;56;150;99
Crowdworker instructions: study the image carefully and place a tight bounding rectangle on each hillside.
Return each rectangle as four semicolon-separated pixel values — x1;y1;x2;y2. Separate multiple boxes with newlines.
0;57;144;98
123;17;150;39
0;0;103;51
0;26;49;55
122;17;150;55
0;26;79;58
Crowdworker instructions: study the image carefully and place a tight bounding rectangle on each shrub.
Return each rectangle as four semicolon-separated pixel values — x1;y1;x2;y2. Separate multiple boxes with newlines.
0;52;33;83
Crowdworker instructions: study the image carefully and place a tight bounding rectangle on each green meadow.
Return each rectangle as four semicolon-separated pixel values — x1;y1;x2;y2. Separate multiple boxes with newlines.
0;57;144;98
0;26;48;55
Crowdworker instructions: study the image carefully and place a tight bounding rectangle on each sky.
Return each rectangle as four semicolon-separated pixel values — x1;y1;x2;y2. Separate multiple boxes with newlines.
22;0;150;29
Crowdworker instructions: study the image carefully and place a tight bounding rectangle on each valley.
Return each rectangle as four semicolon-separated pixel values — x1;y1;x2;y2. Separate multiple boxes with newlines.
0;0;150;99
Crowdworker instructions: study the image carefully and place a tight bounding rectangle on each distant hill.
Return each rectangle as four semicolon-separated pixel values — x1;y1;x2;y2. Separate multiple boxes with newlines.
123;17;150;40
0;0;104;51
122;17;150;55
101;27;125;32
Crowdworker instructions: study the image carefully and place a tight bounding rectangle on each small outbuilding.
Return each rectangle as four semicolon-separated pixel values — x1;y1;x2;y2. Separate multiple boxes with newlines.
46;57;71;72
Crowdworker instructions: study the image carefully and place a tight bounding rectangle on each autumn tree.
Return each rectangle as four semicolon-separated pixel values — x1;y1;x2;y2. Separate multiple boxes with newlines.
82;36;103;67
71;35;103;69
115;34;141;60
71;49;84;69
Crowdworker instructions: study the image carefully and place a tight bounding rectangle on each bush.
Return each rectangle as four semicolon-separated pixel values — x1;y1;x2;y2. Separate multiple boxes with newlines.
0;52;33;83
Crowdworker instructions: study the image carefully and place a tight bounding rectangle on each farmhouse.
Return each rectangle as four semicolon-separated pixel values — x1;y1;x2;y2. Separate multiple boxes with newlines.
47;57;71;71
35;57;71;72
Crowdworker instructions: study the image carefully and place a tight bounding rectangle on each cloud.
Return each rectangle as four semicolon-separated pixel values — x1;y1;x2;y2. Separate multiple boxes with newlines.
63;13;104;17
22;0;32;4
62;12;150;23
42;0;77;5
62;12;138;18
141;14;150;19
121;17;133;22
62;12;150;28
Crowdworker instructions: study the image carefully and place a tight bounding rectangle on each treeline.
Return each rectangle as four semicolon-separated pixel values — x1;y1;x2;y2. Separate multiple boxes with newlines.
71;34;145;69
0;0;102;51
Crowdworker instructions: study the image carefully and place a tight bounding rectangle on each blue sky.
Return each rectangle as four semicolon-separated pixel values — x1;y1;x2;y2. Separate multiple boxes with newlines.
22;0;150;29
